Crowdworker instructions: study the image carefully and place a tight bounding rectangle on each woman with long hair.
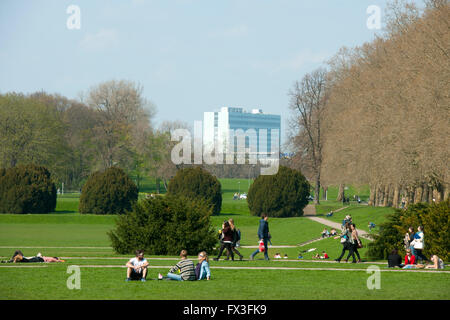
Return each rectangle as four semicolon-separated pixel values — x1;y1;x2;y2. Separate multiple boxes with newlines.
228;218;244;260
195;251;211;280
335;222;352;263
347;223;362;263
213;220;234;261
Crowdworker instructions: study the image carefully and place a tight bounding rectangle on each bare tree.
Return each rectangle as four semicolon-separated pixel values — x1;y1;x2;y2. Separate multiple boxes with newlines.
289;68;328;204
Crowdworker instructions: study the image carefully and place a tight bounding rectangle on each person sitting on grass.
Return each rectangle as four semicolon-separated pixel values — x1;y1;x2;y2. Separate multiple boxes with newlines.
387;249;404;268
283;254;288;259
195;251;211;280
126;250;148;282
368;222;376;232
330;228;337;236
274;253;281;259
321;228;330;238
402;249;416;269
321;251;329;259
163;250;196;281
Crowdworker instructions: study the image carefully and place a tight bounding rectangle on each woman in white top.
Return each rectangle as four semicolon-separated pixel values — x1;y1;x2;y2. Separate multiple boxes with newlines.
412;226;428;262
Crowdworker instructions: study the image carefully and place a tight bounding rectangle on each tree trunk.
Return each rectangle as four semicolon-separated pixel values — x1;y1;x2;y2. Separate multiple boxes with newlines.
405;186;414;208
156;178;161;194
444;185;449;201
375;184;383;207
383;185;390;207
369;184;375;206
422;184;429;203
428;187;433;203
337;184;344;201
414;186;423;204
393;185;400;208
322;186;328;200
432;188;440;203
314;174;320;205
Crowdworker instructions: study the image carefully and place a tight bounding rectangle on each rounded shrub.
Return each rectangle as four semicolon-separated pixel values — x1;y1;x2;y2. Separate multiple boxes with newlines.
167;166;222;215
79;167;138;214
247;166;310;217
108;195;218;255
0;164;57;214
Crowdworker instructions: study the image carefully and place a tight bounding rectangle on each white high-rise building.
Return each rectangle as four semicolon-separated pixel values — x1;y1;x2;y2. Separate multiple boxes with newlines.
203;107;281;158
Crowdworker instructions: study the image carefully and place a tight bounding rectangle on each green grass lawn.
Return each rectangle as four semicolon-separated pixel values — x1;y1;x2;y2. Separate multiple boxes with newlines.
2;179;448;300
1;262;449;300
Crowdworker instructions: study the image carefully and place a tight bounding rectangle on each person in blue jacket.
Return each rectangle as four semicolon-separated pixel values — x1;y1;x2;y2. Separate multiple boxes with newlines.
249;213;270;261
195;251;211;280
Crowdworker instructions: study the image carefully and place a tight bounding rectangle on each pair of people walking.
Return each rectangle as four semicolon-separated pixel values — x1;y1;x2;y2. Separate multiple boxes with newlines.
214;218;243;261
335;222;362;263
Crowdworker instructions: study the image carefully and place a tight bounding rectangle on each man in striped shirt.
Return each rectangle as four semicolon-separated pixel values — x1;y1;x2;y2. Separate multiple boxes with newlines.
165;250;196;281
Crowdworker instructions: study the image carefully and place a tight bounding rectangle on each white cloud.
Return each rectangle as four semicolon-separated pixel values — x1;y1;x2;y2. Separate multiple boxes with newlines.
79;28;119;51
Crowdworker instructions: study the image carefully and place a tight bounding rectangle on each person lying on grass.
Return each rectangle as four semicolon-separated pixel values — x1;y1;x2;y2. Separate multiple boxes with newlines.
126;249;148;282
160;249;196;281
1;250;65;263
424;255;445;269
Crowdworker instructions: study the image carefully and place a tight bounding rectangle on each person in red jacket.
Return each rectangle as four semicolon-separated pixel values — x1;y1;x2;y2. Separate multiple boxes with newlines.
402;248;416;269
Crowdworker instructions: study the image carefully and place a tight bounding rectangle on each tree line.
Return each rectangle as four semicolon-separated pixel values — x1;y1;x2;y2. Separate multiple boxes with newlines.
288;0;449;207
0;80;181;191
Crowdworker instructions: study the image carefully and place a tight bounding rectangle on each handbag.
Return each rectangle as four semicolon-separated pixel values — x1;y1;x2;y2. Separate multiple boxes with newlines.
414;240;424;249
258;240;265;252
357;240;363;248
340;236;347;243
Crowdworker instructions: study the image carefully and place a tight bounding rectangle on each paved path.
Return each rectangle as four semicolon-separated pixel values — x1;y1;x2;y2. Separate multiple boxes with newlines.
302;204;371;240
307;216;370;240
2;264;447;273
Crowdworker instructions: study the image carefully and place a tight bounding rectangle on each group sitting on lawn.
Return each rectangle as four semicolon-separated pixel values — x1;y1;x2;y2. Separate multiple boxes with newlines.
125;249;211;282
388;248;444;269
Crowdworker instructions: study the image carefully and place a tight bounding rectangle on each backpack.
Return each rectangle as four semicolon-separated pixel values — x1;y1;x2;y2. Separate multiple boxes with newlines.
236;229;241;242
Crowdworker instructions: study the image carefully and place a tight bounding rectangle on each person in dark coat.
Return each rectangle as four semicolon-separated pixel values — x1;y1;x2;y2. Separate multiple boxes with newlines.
249;213;270;261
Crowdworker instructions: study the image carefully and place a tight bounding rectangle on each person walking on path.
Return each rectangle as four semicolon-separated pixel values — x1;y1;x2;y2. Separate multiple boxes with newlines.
347;223;362;263
213;221;235;261
228;218;244;261
249;213;270;261
335;223;353;263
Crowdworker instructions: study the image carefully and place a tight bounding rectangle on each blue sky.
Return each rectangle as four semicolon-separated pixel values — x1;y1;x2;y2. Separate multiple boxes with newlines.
0;0;406;146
